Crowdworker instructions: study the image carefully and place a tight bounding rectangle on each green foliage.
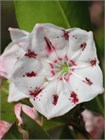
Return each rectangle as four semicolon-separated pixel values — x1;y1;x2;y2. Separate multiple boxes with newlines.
95;27;104;55
2;122;22;139
21;111;49;139
14;1;92;31
60;126;75;139
0;80;16;122
84;94;104;116
43;119;64;131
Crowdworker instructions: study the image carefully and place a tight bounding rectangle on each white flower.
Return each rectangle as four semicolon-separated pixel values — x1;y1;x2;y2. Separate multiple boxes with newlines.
0;28;29;100
1;23;104;119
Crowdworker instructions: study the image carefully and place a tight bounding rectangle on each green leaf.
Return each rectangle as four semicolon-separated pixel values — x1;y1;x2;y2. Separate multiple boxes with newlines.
94;27;104;55
84;94;104;116
60;126;75;139
43;119;64;131
0;80;16;122
59;1;92;30
21;111;49;139
14;1;92;31
2;122;22;139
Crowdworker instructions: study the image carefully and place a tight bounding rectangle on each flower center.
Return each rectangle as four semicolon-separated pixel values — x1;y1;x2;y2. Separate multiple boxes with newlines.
60;63;69;74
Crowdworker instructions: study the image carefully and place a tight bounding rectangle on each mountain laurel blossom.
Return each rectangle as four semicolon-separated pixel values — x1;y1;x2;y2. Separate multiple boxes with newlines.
0;120;11;139
0;24;104;119
14;103;41;126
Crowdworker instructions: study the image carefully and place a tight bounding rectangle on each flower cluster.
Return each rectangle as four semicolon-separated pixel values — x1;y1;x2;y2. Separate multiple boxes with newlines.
0;24;104;119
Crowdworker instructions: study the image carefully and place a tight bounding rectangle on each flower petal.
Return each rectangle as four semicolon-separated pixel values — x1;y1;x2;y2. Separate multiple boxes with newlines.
30;80;75;119
8;83;28;102
0;45;23;78
67;28;98;64
9;27;29;41
0;120;11;139
28;23;69;58
0;37;29;78
9;57;45;96
14;103;38;125
69;65;104;103
32;23;68;49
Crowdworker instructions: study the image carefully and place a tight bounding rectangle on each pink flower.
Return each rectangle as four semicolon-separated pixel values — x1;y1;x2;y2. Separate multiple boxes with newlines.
82;109;105;139
0;120;11;139
14;103;41;126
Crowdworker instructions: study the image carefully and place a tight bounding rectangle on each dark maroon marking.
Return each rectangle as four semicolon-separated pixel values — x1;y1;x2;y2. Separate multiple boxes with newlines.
73;36;77;39
29;87;42;100
25;49;37;58
62;30;69;40
49;63;54;68
54;59;58;63
70;92;79;104
52;94;59;105
80;43;87;51
70;60;77;66
51;70;55;76
58;57;62;61
68;69;75;80
44;37;54;53
58;77;63;80
90;59;96;66
65;55;68;61
64;77;69;81
23;71;36;77
83;77;93;86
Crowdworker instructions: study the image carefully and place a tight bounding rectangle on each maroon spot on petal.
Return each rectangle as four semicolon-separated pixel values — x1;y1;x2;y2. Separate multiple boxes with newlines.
54;59;58;63
90;59;96;66
29;87;42;100
44;37;54;53
65;55;68;61
52;94;59;105
70;60;77;66
23;71;36;77
70;92;79;104
68;69;75;81
58;57;62;61
62;30;69;40
73;35;77;39
64;77;69;81
51;70;55;76
58;77;63;81
49;63;54;68
80;43;87;51
83;77;93;86
25;49;37;58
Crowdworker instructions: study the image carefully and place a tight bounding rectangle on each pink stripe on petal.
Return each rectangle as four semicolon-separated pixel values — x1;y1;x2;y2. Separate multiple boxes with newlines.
0;120;11;139
14;103;38;126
